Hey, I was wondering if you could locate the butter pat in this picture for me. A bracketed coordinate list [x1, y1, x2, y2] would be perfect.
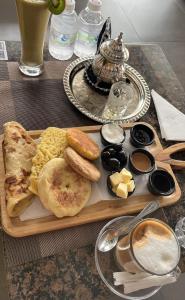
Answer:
[110, 172, 123, 187]
[120, 168, 132, 183]
[127, 180, 135, 192]
[112, 186, 117, 194]
[116, 183, 128, 199]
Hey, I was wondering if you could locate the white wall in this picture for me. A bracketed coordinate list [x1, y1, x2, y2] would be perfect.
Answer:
[0, 0, 88, 41]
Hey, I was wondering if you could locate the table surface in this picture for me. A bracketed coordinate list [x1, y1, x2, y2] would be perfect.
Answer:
[1, 41, 185, 300]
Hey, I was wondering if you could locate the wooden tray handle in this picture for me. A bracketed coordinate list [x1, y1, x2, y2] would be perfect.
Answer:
[155, 143, 185, 169]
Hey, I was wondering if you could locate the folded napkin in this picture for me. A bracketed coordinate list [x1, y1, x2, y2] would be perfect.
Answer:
[113, 271, 177, 294]
[151, 89, 185, 141]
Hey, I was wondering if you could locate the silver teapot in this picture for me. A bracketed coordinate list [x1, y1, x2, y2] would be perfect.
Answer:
[92, 32, 129, 84]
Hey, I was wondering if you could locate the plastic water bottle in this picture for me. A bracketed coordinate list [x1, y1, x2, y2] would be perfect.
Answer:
[74, 0, 104, 58]
[49, 0, 77, 60]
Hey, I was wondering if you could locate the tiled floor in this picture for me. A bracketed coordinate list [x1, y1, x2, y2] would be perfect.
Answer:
[0, 0, 185, 299]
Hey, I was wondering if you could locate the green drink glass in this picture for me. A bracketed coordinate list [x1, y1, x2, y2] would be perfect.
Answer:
[15, 0, 50, 76]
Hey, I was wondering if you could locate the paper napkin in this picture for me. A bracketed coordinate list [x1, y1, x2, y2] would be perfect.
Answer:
[113, 271, 177, 294]
[151, 89, 185, 141]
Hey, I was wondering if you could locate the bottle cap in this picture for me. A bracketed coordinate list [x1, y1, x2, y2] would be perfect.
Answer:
[88, 0, 102, 12]
[65, 0, 75, 12]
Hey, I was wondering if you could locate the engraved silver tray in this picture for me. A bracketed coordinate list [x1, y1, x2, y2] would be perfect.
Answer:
[63, 57, 151, 123]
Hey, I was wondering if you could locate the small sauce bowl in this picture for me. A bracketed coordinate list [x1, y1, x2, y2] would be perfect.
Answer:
[101, 144, 127, 172]
[129, 149, 155, 175]
[130, 124, 154, 148]
[148, 170, 175, 196]
[100, 123, 126, 146]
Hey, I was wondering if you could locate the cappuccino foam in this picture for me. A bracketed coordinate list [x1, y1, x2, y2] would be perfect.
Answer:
[132, 220, 179, 275]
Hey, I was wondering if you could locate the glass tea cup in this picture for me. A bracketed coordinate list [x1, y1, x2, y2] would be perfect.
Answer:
[115, 218, 181, 276]
[102, 79, 134, 120]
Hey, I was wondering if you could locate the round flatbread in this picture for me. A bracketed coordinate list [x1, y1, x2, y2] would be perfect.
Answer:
[38, 158, 91, 218]
[64, 147, 101, 182]
[67, 128, 100, 160]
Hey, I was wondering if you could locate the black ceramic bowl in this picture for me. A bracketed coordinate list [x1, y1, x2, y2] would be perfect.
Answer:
[100, 123, 126, 146]
[130, 124, 154, 148]
[148, 170, 175, 196]
[101, 144, 127, 172]
[107, 174, 135, 198]
[129, 149, 155, 175]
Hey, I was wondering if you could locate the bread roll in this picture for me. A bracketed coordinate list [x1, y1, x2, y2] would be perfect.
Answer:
[64, 147, 101, 182]
[67, 128, 100, 160]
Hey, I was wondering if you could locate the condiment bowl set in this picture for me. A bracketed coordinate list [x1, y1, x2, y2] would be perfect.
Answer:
[100, 123, 175, 197]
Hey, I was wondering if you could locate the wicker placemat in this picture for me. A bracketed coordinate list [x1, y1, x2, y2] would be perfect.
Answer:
[3, 220, 107, 267]
[1, 42, 185, 268]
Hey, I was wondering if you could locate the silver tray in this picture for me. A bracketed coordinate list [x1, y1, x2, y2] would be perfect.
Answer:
[63, 56, 151, 123]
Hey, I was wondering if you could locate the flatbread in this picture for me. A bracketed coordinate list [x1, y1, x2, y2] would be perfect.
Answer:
[38, 158, 91, 218]
[3, 121, 36, 217]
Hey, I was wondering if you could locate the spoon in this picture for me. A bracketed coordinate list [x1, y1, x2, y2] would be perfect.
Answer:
[97, 200, 160, 252]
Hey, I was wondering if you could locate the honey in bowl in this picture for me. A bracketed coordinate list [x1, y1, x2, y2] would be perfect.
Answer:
[129, 149, 155, 175]
[131, 152, 151, 172]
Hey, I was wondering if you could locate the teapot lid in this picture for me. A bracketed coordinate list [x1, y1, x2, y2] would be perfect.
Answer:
[100, 32, 129, 64]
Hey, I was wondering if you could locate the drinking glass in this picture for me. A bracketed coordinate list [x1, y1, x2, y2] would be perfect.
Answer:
[15, 0, 50, 76]
[95, 216, 181, 300]
[102, 80, 133, 120]
[115, 218, 181, 276]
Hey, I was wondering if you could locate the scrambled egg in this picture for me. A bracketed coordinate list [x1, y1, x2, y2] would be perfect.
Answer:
[29, 127, 67, 195]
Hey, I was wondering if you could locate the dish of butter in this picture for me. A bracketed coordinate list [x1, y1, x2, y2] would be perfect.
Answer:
[109, 168, 135, 199]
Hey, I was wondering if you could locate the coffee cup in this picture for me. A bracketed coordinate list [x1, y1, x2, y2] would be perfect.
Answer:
[115, 218, 180, 276]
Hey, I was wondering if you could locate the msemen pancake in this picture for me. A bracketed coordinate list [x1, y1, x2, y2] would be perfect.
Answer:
[3, 121, 36, 217]
[38, 158, 91, 218]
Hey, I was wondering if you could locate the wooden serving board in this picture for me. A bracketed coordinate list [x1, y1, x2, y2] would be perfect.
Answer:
[0, 123, 181, 237]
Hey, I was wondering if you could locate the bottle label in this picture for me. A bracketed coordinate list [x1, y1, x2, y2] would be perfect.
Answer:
[77, 30, 98, 46]
[52, 28, 76, 47]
